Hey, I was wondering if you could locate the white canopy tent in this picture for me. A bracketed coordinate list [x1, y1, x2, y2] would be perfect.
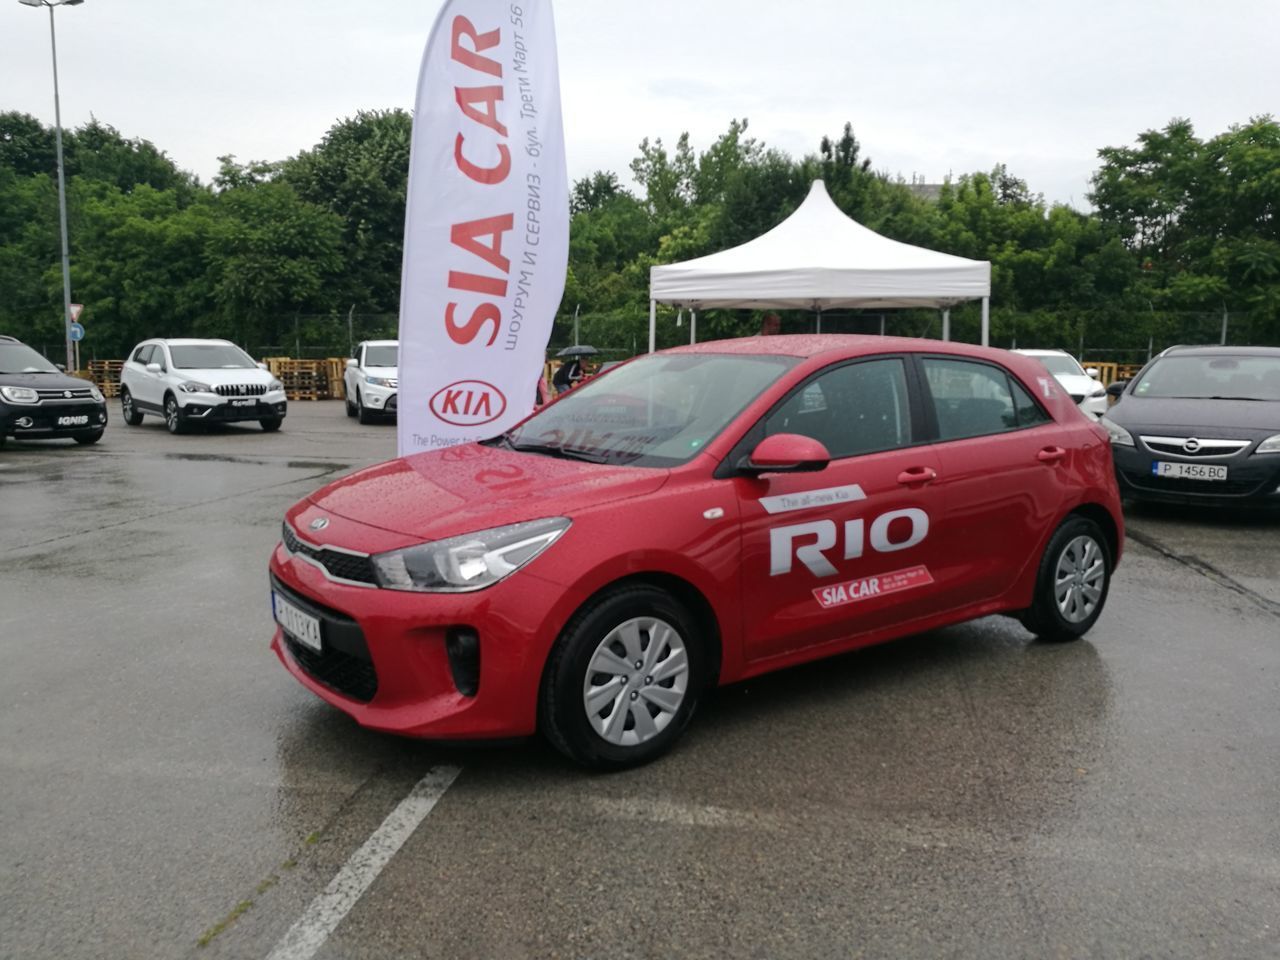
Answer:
[648, 180, 992, 350]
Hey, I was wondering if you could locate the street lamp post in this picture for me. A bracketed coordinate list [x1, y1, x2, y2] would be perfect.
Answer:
[19, 0, 83, 373]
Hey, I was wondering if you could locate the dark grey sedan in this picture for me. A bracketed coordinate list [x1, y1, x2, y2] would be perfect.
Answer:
[1101, 345, 1280, 506]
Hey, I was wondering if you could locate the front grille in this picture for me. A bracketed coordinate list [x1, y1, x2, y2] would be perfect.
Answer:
[1141, 436, 1251, 459]
[215, 383, 268, 397]
[284, 636, 378, 702]
[282, 523, 378, 585]
[1121, 469, 1264, 497]
[35, 387, 95, 401]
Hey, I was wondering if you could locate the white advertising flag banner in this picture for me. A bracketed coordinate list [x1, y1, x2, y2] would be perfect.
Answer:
[398, 0, 568, 456]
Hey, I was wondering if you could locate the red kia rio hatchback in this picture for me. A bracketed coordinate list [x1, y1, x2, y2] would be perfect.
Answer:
[269, 336, 1123, 769]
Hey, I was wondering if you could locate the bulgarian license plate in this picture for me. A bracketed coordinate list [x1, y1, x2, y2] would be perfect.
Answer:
[1152, 461, 1228, 482]
[230, 399, 255, 408]
[57, 415, 89, 426]
[273, 592, 322, 652]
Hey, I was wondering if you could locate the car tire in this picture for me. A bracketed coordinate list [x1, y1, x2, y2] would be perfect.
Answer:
[345, 390, 356, 417]
[1020, 515, 1112, 643]
[74, 430, 104, 445]
[357, 391, 375, 425]
[260, 417, 283, 432]
[163, 393, 188, 435]
[540, 585, 705, 771]
[121, 388, 144, 426]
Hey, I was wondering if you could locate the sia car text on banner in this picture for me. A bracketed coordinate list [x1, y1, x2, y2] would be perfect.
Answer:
[397, 0, 569, 455]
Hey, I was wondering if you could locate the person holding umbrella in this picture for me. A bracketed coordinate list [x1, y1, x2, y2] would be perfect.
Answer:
[554, 345, 598, 394]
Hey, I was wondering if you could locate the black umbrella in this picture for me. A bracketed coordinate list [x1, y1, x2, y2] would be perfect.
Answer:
[556, 345, 599, 358]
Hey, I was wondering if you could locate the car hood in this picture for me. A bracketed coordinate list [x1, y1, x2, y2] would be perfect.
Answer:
[0, 371, 98, 391]
[172, 368, 276, 386]
[307, 443, 670, 541]
[1108, 396, 1280, 435]
[1053, 373, 1105, 396]
[363, 366, 398, 379]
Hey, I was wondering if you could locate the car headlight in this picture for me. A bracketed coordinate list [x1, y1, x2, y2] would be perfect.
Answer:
[268, 379, 284, 392]
[366, 376, 392, 387]
[179, 380, 213, 394]
[89, 385, 105, 402]
[371, 517, 571, 593]
[0, 386, 39, 404]
[1099, 415, 1134, 447]
[1256, 434, 1280, 455]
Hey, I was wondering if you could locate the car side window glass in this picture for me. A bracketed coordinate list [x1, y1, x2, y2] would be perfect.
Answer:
[152, 347, 167, 372]
[133, 345, 152, 364]
[1010, 379, 1052, 427]
[765, 358, 912, 458]
[923, 358, 1018, 440]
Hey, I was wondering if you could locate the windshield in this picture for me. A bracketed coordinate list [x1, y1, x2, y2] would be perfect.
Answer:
[169, 343, 257, 370]
[1033, 354, 1086, 377]
[504, 352, 798, 467]
[1134, 355, 1280, 401]
[0, 342, 59, 374]
[364, 345, 398, 367]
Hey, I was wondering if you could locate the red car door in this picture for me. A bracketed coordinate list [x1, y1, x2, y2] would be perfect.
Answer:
[731, 356, 949, 664]
[916, 355, 1073, 608]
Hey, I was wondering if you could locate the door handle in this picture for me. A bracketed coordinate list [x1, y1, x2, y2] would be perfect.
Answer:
[897, 466, 938, 486]
[1037, 446, 1067, 464]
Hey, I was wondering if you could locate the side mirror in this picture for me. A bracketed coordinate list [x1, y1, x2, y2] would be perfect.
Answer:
[740, 433, 831, 476]
[257, 362, 269, 371]
[1106, 380, 1128, 398]
[1085, 367, 1100, 379]
[146, 362, 162, 374]
[346, 358, 358, 368]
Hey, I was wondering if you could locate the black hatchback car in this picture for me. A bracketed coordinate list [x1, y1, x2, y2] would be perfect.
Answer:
[0, 335, 109, 449]
[1100, 345, 1280, 506]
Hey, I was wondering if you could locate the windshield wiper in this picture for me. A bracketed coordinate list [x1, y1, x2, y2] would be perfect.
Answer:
[509, 441, 609, 463]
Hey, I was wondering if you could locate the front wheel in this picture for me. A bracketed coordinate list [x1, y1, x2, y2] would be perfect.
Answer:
[540, 585, 705, 770]
[121, 388, 144, 426]
[1020, 515, 1112, 642]
[163, 394, 188, 435]
[259, 417, 283, 432]
[357, 391, 375, 425]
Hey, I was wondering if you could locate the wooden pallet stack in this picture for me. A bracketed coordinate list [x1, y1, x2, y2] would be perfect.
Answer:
[323, 358, 347, 400]
[264, 358, 323, 401]
[88, 359, 124, 397]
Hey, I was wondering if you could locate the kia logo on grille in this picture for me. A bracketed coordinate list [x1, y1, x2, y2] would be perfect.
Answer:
[309, 518, 330, 532]
[1183, 438, 1201, 453]
[429, 380, 507, 427]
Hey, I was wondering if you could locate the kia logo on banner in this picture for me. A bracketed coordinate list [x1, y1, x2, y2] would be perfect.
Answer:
[397, 0, 569, 456]
[429, 380, 508, 427]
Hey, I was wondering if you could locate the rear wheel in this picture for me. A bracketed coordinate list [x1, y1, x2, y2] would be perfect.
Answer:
[163, 394, 188, 435]
[260, 417, 283, 432]
[74, 430, 104, 445]
[541, 585, 705, 770]
[1020, 515, 1112, 642]
[121, 388, 144, 426]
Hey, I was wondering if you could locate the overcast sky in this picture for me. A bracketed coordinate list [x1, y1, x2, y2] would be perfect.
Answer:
[2, 0, 1277, 208]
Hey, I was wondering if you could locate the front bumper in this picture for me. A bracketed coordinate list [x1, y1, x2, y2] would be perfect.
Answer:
[360, 383, 398, 414]
[1113, 444, 1280, 505]
[268, 521, 561, 740]
[180, 397, 288, 423]
[0, 400, 108, 439]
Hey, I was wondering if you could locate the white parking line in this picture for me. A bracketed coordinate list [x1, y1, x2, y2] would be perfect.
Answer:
[265, 766, 462, 960]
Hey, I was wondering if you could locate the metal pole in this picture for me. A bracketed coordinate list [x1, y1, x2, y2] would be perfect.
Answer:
[48, 3, 75, 373]
[346, 303, 355, 354]
[648, 300, 656, 353]
[941, 309, 951, 341]
[573, 303, 580, 346]
[980, 298, 990, 347]
[815, 309, 823, 334]
[690, 309, 697, 345]
[879, 314, 885, 336]
[1220, 304, 1228, 345]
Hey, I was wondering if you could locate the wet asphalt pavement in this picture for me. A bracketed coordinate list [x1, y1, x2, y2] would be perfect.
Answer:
[1, 402, 1277, 960]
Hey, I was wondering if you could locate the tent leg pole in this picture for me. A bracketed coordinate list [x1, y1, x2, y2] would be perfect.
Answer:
[942, 308, 951, 341]
[816, 310, 822, 334]
[879, 314, 886, 336]
[691, 309, 697, 345]
[648, 300, 656, 354]
[980, 298, 990, 347]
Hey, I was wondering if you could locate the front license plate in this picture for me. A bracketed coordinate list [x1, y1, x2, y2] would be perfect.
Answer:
[230, 399, 254, 408]
[57, 415, 89, 426]
[1152, 461, 1228, 482]
[273, 592, 322, 652]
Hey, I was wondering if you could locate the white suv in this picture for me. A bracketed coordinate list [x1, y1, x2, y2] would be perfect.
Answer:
[120, 339, 287, 434]
[344, 340, 398, 424]
[1012, 349, 1108, 419]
